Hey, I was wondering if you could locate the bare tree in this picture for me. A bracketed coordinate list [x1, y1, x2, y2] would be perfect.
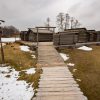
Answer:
[56, 12, 65, 31]
[44, 17, 51, 30]
[65, 13, 70, 30]
[75, 20, 81, 28]
[47, 17, 50, 27]
[72, 19, 81, 28]
[56, 13, 82, 30]
[3, 25, 19, 37]
[70, 17, 75, 29]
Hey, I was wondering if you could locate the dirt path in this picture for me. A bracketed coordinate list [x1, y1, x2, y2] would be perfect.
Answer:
[32, 42, 87, 100]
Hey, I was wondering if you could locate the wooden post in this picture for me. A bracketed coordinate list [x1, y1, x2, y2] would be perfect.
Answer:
[0, 28, 5, 64]
[53, 28, 55, 43]
[59, 33, 61, 45]
[37, 28, 39, 47]
[24, 32, 25, 41]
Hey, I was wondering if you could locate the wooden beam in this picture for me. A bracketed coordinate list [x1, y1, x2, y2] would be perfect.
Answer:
[36, 27, 56, 28]
[36, 28, 39, 47]
[0, 27, 5, 64]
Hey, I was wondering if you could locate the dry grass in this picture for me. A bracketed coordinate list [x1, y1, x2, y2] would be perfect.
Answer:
[18, 69, 42, 89]
[59, 46, 100, 100]
[0, 43, 36, 70]
[0, 43, 41, 91]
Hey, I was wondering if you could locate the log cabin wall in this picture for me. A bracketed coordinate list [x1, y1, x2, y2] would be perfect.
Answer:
[87, 30, 97, 42]
[38, 33, 53, 42]
[64, 28, 89, 43]
[96, 31, 100, 42]
[53, 32, 78, 46]
[27, 29, 53, 42]
[20, 31, 28, 41]
[53, 34, 59, 45]
[59, 33, 78, 45]
[20, 28, 100, 45]
[78, 32, 89, 43]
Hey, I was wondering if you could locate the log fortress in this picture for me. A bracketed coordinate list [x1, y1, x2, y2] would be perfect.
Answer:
[20, 27, 100, 46]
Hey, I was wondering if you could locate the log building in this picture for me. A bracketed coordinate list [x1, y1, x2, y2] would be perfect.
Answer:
[20, 27, 100, 46]
[27, 28, 54, 42]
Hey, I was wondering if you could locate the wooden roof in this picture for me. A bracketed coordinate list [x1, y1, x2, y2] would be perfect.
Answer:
[58, 31, 79, 34]
[29, 28, 53, 34]
[58, 28, 87, 34]
[87, 30, 97, 34]
[64, 28, 87, 31]
[20, 31, 28, 34]
[61, 28, 87, 34]
[87, 30, 96, 32]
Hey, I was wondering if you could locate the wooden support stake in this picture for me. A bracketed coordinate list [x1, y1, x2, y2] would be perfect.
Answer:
[0, 33, 5, 64]
[37, 28, 39, 47]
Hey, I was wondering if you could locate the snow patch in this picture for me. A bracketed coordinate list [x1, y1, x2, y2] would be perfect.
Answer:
[67, 63, 75, 67]
[78, 46, 92, 51]
[2, 43, 6, 46]
[76, 79, 81, 82]
[31, 55, 36, 59]
[0, 43, 6, 48]
[60, 53, 69, 61]
[25, 68, 36, 74]
[73, 69, 77, 72]
[1, 38, 20, 43]
[0, 67, 11, 73]
[0, 66, 34, 100]
[20, 46, 30, 52]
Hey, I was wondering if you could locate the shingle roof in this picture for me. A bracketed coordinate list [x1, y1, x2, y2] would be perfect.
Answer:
[29, 28, 53, 34]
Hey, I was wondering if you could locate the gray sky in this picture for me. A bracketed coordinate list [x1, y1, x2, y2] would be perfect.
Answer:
[0, 0, 100, 31]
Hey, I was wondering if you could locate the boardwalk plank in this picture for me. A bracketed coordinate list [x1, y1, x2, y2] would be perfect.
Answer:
[32, 42, 87, 100]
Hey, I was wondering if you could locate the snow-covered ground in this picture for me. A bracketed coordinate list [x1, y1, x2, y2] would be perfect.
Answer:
[78, 46, 92, 51]
[20, 46, 30, 52]
[25, 68, 36, 74]
[0, 66, 34, 100]
[20, 46, 36, 60]
[60, 53, 69, 61]
[0, 43, 6, 48]
[1, 38, 20, 43]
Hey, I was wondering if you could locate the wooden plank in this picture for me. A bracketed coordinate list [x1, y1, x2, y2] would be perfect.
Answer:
[33, 95, 87, 100]
[32, 42, 87, 100]
[37, 87, 80, 92]
[37, 91, 83, 96]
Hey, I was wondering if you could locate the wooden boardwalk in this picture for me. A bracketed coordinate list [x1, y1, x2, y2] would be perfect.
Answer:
[32, 42, 87, 100]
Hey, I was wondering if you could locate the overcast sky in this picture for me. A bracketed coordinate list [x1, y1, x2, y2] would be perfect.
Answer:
[0, 0, 100, 31]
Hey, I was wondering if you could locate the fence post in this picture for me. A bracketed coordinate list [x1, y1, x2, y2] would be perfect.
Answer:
[0, 28, 5, 64]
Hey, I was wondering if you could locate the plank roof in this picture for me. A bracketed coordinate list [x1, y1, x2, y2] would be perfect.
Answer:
[29, 28, 53, 34]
